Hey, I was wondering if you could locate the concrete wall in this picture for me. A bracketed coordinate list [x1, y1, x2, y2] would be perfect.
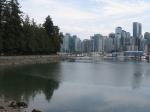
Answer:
[0, 55, 60, 66]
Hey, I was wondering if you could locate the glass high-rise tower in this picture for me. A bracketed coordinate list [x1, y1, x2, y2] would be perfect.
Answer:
[133, 22, 142, 50]
[133, 22, 142, 38]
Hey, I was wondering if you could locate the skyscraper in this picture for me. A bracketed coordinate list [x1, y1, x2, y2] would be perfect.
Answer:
[133, 22, 142, 50]
[115, 27, 122, 38]
[61, 33, 71, 52]
[91, 34, 104, 52]
[115, 27, 122, 51]
[133, 22, 142, 38]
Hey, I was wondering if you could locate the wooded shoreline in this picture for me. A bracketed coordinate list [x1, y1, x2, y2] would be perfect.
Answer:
[0, 55, 60, 65]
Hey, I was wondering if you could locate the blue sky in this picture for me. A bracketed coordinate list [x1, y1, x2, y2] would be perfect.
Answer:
[19, 0, 150, 39]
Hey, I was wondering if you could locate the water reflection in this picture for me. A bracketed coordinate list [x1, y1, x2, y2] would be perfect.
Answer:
[0, 63, 60, 103]
[131, 63, 144, 89]
[0, 61, 150, 112]
[132, 72, 143, 89]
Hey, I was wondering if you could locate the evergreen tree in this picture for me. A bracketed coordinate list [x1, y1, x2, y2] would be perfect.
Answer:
[22, 15, 32, 54]
[0, 0, 6, 54]
[3, 0, 23, 55]
[43, 15, 62, 53]
[43, 16, 54, 37]
[1, 0, 63, 55]
[52, 26, 63, 52]
[0, 0, 6, 27]
[2, 1, 11, 55]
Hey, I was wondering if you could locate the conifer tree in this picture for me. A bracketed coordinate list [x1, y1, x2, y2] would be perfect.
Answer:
[43, 15, 62, 53]
[3, 0, 23, 55]
[0, 0, 6, 53]
[1, 0, 63, 55]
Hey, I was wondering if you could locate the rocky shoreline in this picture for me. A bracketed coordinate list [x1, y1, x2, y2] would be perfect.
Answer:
[0, 55, 60, 66]
[0, 101, 41, 112]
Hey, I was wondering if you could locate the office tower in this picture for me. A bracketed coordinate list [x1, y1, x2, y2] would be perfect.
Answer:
[109, 33, 115, 39]
[133, 22, 142, 38]
[69, 35, 77, 53]
[144, 32, 150, 39]
[109, 33, 116, 51]
[139, 23, 142, 36]
[115, 27, 122, 38]
[75, 38, 82, 52]
[82, 39, 91, 53]
[133, 22, 142, 50]
[105, 37, 113, 53]
[144, 32, 150, 54]
[115, 27, 122, 51]
[91, 34, 104, 52]
[62, 33, 71, 53]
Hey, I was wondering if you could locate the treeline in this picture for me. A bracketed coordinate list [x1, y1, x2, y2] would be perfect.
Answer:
[0, 0, 63, 55]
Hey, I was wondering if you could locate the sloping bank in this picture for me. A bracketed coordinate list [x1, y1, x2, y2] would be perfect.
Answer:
[0, 55, 60, 66]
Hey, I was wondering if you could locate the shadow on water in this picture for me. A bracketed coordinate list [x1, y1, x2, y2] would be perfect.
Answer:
[0, 63, 60, 103]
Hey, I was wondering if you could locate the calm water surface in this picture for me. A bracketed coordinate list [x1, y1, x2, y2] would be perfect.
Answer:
[0, 59, 150, 112]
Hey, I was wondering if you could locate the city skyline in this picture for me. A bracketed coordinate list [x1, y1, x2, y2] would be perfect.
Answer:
[61, 22, 150, 54]
[20, 0, 150, 39]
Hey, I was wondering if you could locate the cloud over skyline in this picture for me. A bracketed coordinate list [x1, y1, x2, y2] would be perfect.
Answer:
[20, 0, 150, 39]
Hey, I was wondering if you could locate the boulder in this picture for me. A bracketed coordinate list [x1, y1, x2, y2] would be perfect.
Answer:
[32, 109, 42, 112]
[17, 102, 28, 108]
[8, 101, 17, 108]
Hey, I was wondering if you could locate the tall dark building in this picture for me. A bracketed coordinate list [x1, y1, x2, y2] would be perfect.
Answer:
[133, 22, 142, 38]
[139, 23, 142, 36]
[133, 22, 142, 50]
[109, 33, 115, 39]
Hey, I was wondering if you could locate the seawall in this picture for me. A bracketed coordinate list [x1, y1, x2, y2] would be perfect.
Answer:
[0, 55, 60, 66]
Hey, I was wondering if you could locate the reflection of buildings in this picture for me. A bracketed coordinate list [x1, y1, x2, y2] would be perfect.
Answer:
[132, 72, 143, 89]
[0, 64, 60, 103]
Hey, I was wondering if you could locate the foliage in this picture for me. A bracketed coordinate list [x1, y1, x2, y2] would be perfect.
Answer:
[0, 0, 63, 55]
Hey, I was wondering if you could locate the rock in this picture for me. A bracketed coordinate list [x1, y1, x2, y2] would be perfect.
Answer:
[17, 102, 28, 108]
[32, 109, 42, 112]
[8, 101, 28, 109]
[0, 106, 4, 109]
[8, 101, 17, 108]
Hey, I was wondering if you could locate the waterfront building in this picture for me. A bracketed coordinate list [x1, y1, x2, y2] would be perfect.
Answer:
[105, 37, 113, 53]
[75, 38, 82, 52]
[109, 33, 115, 39]
[61, 33, 71, 53]
[114, 37, 121, 52]
[125, 32, 131, 51]
[140, 38, 147, 54]
[133, 22, 142, 50]
[91, 34, 104, 53]
[120, 30, 131, 51]
[61, 22, 149, 55]
[109, 33, 116, 51]
[61, 34, 82, 53]
[133, 22, 142, 39]
[144, 32, 150, 39]
[82, 39, 91, 53]
[144, 32, 150, 55]
[121, 30, 127, 51]
[69, 35, 77, 53]
[115, 27, 122, 38]
[115, 27, 122, 51]
[124, 51, 144, 57]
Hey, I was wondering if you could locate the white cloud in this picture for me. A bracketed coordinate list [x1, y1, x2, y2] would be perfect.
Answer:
[20, 0, 150, 39]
